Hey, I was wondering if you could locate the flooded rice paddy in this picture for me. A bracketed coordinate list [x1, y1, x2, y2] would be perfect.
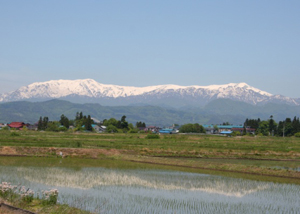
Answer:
[0, 157, 299, 214]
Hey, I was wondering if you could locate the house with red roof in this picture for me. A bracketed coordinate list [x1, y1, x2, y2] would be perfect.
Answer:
[8, 122, 27, 130]
[144, 126, 160, 133]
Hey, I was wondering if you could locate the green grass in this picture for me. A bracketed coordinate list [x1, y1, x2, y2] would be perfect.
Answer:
[0, 130, 300, 159]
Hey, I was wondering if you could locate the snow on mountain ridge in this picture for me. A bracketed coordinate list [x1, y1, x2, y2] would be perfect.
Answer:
[13, 79, 272, 98]
[0, 79, 297, 106]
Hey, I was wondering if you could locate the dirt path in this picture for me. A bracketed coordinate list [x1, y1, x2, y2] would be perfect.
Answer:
[0, 203, 36, 214]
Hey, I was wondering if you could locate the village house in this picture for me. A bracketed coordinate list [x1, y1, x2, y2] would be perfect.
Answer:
[92, 124, 107, 133]
[7, 122, 27, 130]
[159, 128, 178, 134]
[202, 125, 217, 134]
[144, 126, 160, 133]
[202, 124, 255, 135]
[27, 124, 38, 131]
[0, 123, 7, 130]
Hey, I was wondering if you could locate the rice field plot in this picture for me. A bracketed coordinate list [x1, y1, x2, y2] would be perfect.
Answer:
[1, 130, 300, 159]
[0, 158, 299, 214]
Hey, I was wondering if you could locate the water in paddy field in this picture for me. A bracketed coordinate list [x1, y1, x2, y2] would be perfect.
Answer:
[0, 163, 299, 214]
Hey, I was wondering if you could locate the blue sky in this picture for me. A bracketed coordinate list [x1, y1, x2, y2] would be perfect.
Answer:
[1, 0, 300, 97]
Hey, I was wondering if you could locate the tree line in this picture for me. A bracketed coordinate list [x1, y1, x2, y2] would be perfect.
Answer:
[245, 116, 300, 137]
[33, 112, 300, 137]
[37, 113, 147, 133]
[37, 112, 94, 131]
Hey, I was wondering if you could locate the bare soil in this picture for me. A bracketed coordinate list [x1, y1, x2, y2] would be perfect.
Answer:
[0, 146, 121, 159]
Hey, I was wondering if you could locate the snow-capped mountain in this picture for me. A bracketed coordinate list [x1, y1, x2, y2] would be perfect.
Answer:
[0, 79, 298, 107]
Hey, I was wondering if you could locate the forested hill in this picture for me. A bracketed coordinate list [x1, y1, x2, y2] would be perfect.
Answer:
[0, 99, 208, 126]
[0, 99, 300, 126]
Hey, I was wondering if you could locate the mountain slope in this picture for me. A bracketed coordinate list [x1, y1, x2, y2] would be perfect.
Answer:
[0, 79, 298, 107]
[0, 100, 207, 126]
[1, 99, 300, 126]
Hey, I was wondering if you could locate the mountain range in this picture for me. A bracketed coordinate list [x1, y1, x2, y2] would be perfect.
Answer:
[1, 99, 300, 126]
[1, 79, 299, 126]
[0, 79, 299, 107]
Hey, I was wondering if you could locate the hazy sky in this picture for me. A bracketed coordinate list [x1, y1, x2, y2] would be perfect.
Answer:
[1, 1, 300, 97]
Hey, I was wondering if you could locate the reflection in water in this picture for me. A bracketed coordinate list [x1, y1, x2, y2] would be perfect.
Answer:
[0, 166, 299, 214]
[272, 166, 300, 172]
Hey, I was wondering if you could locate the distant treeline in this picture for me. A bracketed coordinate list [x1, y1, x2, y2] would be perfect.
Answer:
[245, 116, 300, 137]
[37, 112, 147, 133]
[5, 111, 300, 137]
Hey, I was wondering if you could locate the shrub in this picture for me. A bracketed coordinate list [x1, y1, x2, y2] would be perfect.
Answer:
[128, 128, 138, 133]
[1, 126, 9, 131]
[10, 132, 20, 137]
[106, 125, 118, 133]
[20, 186, 34, 203]
[231, 131, 241, 137]
[145, 134, 160, 139]
[0, 182, 16, 200]
[42, 189, 59, 205]
[179, 123, 205, 133]
[0, 182, 59, 208]
[58, 126, 68, 132]
[76, 141, 82, 148]
[294, 132, 300, 138]
[0, 182, 34, 203]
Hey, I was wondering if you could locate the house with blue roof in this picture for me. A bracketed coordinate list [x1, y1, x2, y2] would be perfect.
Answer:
[159, 128, 177, 134]
[81, 124, 107, 133]
[202, 124, 244, 134]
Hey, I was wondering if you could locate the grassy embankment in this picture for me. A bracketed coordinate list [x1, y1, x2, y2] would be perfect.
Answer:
[0, 199, 91, 214]
[0, 130, 300, 181]
[0, 180, 91, 214]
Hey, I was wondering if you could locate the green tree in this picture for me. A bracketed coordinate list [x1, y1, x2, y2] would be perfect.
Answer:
[38, 116, 43, 130]
[213, 125, 219, 133]
[128, 123, 134, 130]
[284, 118, 293, 137]
[85, 115, 93, 131]
[38, 116, 49, 130]
[46, 121, 59, 132]
[43, 117, 49, 130]
[245, 118, 260, 130]
[103, 118, 118, 127]
[59, 114, 70, 128]
[136, 121, 146, 128]
[292, 116, 300, 135]
[257, 121, 269, 136]
[120, 115, 128, 129]
[268, 115, 276, 136]
[294, 132, 300, 138]
[179, 123, 205, 133]
[106, 125, 118, 133]
[75, 112, 80, 121]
